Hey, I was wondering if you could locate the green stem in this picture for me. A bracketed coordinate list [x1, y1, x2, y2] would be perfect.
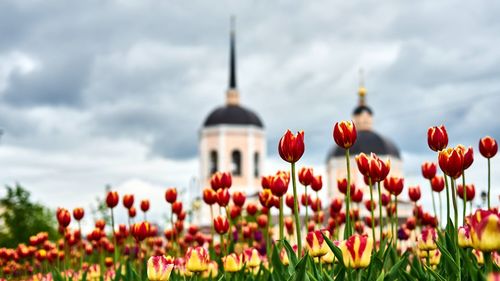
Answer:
[429, 179, 438, 222]
[368, 178, 376, 241]
[305, 184, 309, 229]
[394, 194, 398, 253]
[444, 175, 450, 226]
[488, 158, 491, 209]
[484, 251, 493, 274]
[171, 209, 176, 255]
[450, 178, 461, 280]
[439, 192, 443, 229]
[345, 148, 352, 239]
[462, 172, 467, 226]
[377, 182, 383, 242]
[291, 162, 302, 257]
[110, 208, 118, 263]
[209, 205, 215, 255]
[279, 196, 284, 244]
[266, 212, 271, 258]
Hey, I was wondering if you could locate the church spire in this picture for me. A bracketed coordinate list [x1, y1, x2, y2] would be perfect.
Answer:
[358, 68, 367, 106]
[226, 16, 240, 106]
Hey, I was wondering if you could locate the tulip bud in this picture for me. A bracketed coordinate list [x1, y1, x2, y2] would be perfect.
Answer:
[479, 136, 498, 158]
[72, 208, 84, 221]
[430, 176, 445, 192]
[147, 255, 174, 281]
[298, 167, 314, 186]
[384, 176, 404, 196]
[222, 253, 244, 272]
[216, 189, 230, 207]
[202, 188, 217, 205]
[337, 178, 355, 195]
[301, 193, 311, 207]
[57, 208, 71, 228]
[132, 221, 150, 242]
[311, 175, 323, 191]
[165, 188, 177, 204]
[123, 194, 134, 209]
[140, 199, 150, 212]
[278, 130, 305, 163]
[246, 203, 258, 216]
[438, 147, 464, 179]
[333, 121, 357, 149]
[408, 186, 421, 202]
[171, 201, 183, 215]
[421, 162, 437, 180]
[351, 188, 363, 203]
[355, 153, 370, 177]
[270, 174, 289, 197]
[232, 191, 246, 207]
[469, 209, 500, 252]
[330, 198, 343, 213]
[306, 229, 330, 257]
[243, 248, 261, 268]
[106, 191, 119, 208]
[457, 184, 475, 202]
[185, 247, 209, 272]
[340, 234, 373, 269]
[458, 226, 472, 248]
[368, 153, 390, 182]
[456, 145, 474, 170]
[259, 189, 274, 208]
[364, 200, 376, 212]
[417, 227, 438, 251]
[427, 125, 448, 152]
[256, 214, 268, 228]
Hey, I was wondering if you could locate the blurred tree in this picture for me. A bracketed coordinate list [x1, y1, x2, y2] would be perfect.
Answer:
[0, 184, 58, 247]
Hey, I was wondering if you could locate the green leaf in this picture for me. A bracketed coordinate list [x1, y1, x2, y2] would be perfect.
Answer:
[271, 244, 287, 281]
[385, 252, 410, 280]
[425, 264, 447, 281]
[375, 272, 385, 281]
[283, 239, 298, 269]
[321, 233, 344, 267]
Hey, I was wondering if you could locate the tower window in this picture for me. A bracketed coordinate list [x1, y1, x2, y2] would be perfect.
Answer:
[231, 150, 242, 176]
[209, 150, 218, 176]
[254, 152, 259, 178]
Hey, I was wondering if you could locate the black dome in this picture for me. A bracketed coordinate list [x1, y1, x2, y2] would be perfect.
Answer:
[328, 130, 400, 160]
[203, 105, 264, 128]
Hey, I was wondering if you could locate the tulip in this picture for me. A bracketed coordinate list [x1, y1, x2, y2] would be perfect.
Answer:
[202, 188, 217, 205]
[337, 178, 355, 195]
[211, 172, 232, 190]
[351, 188, 363, 203]
[202, 261, 218, 279]
[132, 221, 150, 242]
[261, 175, 273, 189]
[417, 227, 438, 251]
[340, 234, 373, 269]
[457, 184, 475, 202]
[72, 208, 84, 221]
[185, 247, 209, 272]
[311, 175, 322, 192]
[141, 199, 150, 212]
[278, 130, 305, 163]
[427, 125, 448, 152]
[330, 198, 343, 213]
[147, 255, 174, 281]
[216, 189, 230, 207]
[244, 248, 261, 268]
[368, 153, 390, 183]
[165, 188, 177, 204]
[257, 214, 268, 228]
[280, 245, 298, 266]
[306, 230, 330, 257]
[421, 162, 437, 180]
[57, 208, 71, 228]
[171, 201, 183, 215]
[469, 209, 500, 252]
[355, 153, 370, 177]
[479, 136, 498, 209]
[259, 189, 274, 208]
[438, 147, 464, 179]
[270, 173, 289, 197]
[383, 177, 403, 196]
[122, 194, 134, 209]
[333, 121, 357, 149]
[106, 191, 119, 208]
[213, 216, 229, 235]
[298, 167, 314, 186]
[232, 191, 246, 207]
[246, 203, 258, 216]
[458, 226, 471, 248]
[408, 186, 421, 202]
[229, 205, 241, 219]
[128, 206, 137, 218]
[222, 253, 244, 272]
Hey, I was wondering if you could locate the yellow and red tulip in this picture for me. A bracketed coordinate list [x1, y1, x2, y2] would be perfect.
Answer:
[340, 234, 373, 269]
[306, 230, 330, 257]
[333, 121, 357, 149]
[243, 248, 262, 268]
[417, 227, 438, 251]
[185, 247, 209, 272]
[147, 255, 174, 281]
[298, 167, 314, 186]
[469, 209, 500, 252]
[278, 130, 305, 163]
[458, 226, 472, 248]
[222, 253, 244, 272]
[438, 146, 464, 179]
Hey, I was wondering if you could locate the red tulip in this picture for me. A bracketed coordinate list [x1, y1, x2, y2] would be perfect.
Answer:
[211, 172, 232, 190]
[95, 219, 105, 230]
[364, 200, 376, 212]
[128, 206, 137, 218]
[311, 175, 323, 191]
[203, 188, 217, 205]
[257, 214, 268, 228]
[57, 208, 71, 227]
[230, 206, 242, 219]
[408, 186, 421, 202]
[298, 167, 314, 186]
[172, 201, 183, 215]
[270, 173, 289, 197]
[132, 221, 150, 241]
[406, 217, 416, 230]
[285, 217, 294, 234]
[337, 178, 355, 195]
[364, 216, 378, 228]
[438, 146, 464, 179]
[430, 176, 445, 192]
[311, 198, 322, 212]
[384, 176, 404, 196]
[165, 188, 177, 204]
[427, 125, 448, 152]
[457, 184, 475, 201]
[456, 145, 474, 170]
[232, 191, 246, 207]
[368, 153, 390, 182]
[140, 199, 150, 212]
[421, 162, 437, 180]
[330, 198, 343, 213]
[351, 188, 364, 203]
[106, 191, 119, 208]
[278, 130, 305, 163]
[261, 175, 273, 190]
[123, 194, 134, 209]
[214, 216, 230, 234]
[72, 208, 84, 221]
[479, 136, 498, 158]
[333, 121, 357, 149]
[245, 203, 257, 216]
[301, 193, 311, 206]
[216, 189, 230, 207]
[355, 153, 370, 177]
[381, 193, 390, 206]
[259, 189, 274, 208]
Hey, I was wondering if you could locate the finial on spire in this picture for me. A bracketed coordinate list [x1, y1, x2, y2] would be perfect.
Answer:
[358, 68, 367, 105]
[229, 16, 237, 89]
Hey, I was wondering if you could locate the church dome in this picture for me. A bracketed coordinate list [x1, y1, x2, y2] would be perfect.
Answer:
[203, 105, 264, 128]
[328, 130, 401, 160]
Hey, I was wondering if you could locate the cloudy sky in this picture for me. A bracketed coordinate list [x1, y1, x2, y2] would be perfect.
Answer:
[1, 0, 499, 227]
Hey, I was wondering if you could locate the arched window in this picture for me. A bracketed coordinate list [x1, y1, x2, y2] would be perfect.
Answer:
[231, 150, 242, 176]
[254, 152, 260, 178]
[209, 150, 218, 176]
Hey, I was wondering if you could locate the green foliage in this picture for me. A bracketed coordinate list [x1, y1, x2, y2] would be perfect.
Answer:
[0, 184, 58, 247]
